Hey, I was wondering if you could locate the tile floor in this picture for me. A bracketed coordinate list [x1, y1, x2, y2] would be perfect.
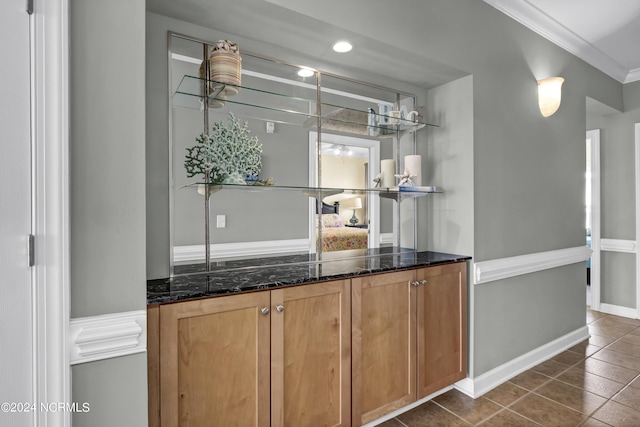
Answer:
[378, 308, 640, 426]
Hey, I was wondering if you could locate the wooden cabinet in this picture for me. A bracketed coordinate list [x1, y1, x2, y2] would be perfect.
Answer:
[149, 262, 467, 427]
[416, 262, 467, 399]
[154, 279, 351, 427]
[351, 270, 416, 426]
[271, 280, 351, 427]
[351, 262, 467, 425]
[159, 291, 271, 427]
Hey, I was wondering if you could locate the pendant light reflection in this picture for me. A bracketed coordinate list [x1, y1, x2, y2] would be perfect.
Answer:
[333, 144, 353, 157]
[297, 68, 315, 78]
[537, 77, 564, 117]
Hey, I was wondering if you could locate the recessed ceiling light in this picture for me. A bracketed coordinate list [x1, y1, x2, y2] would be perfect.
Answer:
[297, 68, 315, 78]
[332, 40, 353, 53]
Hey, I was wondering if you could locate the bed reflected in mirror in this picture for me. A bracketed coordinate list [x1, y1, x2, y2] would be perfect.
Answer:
[310, 132, 392, 254]
[316, 200, 369, 252]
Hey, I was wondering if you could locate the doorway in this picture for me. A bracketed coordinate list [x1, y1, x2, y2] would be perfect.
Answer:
[586, 129, 601, 310]
[308, 132, 380, 252]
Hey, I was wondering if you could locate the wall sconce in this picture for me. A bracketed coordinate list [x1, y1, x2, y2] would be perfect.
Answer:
[537, 77, 564, 117]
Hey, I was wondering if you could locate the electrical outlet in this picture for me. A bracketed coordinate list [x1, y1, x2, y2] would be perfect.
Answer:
[216, 215, 226, 228]
[266, 121, 275, 134]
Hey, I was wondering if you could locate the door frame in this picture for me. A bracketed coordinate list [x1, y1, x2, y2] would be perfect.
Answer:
[586, 129, 601, 311]
[32, 0, 71, 425]
[308, 132, 381, 251]
[636, 123, 640, 319]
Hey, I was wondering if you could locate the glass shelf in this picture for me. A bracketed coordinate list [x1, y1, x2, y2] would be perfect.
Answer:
[180, 181, 441, 200]
[169, 33, 433, 275]
[173, 75, 438, 136]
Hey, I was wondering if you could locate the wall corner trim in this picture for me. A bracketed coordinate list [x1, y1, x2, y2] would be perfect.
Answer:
[473, 246, 592, 285]
[454, 326, 590, 398]
[69, 310, 146, 365]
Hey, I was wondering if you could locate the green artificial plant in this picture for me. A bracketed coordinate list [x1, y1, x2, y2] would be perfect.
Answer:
[184, 112, 262, 184]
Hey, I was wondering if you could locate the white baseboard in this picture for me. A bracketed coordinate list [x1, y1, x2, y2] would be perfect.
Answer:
[599, 303, 638, 319]
[454, 326, 590, 398]
[474, 246, 592, 285]
[69, 310, 147, 365]
[173, 239, 310, 262]
[175, 235, 396, 262]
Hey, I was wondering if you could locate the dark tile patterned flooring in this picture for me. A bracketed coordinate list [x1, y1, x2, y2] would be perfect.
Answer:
[377, 309, 640, 426]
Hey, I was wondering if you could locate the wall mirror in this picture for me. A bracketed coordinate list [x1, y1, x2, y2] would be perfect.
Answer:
[168, 32, 429, 276]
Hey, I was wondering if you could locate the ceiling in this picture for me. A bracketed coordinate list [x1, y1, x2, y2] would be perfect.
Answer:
[146, 0, 468, 90]
[148, 0, 640, 86]
[483, 0, 640, 83]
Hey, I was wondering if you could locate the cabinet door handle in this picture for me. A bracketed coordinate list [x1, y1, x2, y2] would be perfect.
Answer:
[411, 281, 420, 287]
[261, 307, 270, 315]
[420, 280, 428, 285]
[275, 305, 285, 312]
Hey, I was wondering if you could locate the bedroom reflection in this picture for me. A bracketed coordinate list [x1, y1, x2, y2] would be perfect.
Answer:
[318, 143, 370, 252]
[313, 134, 391, 254]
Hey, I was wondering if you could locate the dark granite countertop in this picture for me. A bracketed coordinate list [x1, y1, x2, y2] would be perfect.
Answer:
[147, 248, 471, 305]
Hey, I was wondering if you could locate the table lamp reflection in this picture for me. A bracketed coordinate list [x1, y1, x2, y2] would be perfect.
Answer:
[342, 197, 362, 226]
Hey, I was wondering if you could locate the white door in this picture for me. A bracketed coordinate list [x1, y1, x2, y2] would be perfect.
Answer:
[0, 1, 34, 425]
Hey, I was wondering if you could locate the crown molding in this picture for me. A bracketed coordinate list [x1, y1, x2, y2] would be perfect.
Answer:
[483, 0, 633, 83]
[626, 68, 640, 84]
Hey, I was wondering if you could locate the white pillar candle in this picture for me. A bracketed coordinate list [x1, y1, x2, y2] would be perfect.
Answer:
[380, 159, 396, 187]
[404, 155, 422, 186]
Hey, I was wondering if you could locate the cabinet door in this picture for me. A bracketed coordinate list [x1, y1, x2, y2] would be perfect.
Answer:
[352, 270, 416, 425]
[159, 292, 271, 427]
[416, 262, 467, 399]
[271, 280, 351, 427]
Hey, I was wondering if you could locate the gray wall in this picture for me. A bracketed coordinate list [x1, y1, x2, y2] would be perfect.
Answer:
[72, 354, 148, 427]
[147, 0, 626, 379]
[598, 112, 636, 309]
[423, 75, 475, 373]
[624, 81, 640, 111]
[70, 2, 638, 423]
[599, 114, 636, 239]
[70, 0, 147, 425]
[586, 81, 640, 310]
[473, 264, 586, 374]
[257, 0, 622, 377]
[424, 75, 474, 257]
